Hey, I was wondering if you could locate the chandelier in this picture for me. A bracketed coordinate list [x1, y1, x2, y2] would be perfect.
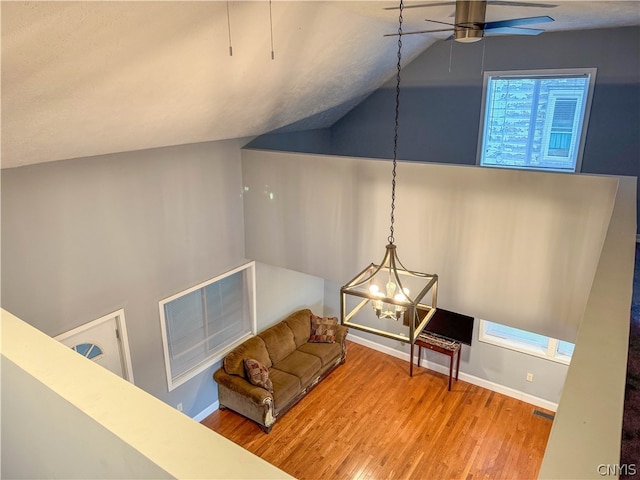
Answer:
[340, 0, 438, 349]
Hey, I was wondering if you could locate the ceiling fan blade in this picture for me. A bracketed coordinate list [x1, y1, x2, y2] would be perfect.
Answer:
[384, 27, 455, 37]
[484, 15, 554, 29]
[425, 18, 457, 27]
[485, 26, 545, 35]
[488, 1, 557, 7]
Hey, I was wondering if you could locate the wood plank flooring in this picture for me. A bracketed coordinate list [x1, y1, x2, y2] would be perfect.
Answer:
[202, 341, 553, 480]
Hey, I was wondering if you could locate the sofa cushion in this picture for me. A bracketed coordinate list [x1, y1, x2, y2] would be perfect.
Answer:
[298, 341, 343, 367]
[274, 350, 322, 388]
[269, 368, 301, 411]
[244, 358, 274, 392]
[259, 322, 296, 365]
[224, 336, 272, 378]
[283, 309, 312, 348]
[309, 315, 338, 343]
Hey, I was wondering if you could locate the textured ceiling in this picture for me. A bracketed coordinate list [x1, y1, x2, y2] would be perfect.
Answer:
[2, 1, 639, 169]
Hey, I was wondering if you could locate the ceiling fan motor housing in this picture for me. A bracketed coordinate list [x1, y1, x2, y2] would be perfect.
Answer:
[455, 0, 486, 42]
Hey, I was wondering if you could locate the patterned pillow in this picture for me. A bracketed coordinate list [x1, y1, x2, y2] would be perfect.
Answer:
[244, 358, 274, 393]
[309, 314, 338, 343]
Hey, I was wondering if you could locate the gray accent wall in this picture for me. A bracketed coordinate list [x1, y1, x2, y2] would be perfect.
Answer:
[1, 140, 247, 418]
[331, 27, 639, 172]
[246, 128, 333, 155]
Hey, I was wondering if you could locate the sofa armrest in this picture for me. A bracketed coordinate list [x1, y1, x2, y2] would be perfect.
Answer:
[213, 368, 272, 406]
[335, 324, 348, 345]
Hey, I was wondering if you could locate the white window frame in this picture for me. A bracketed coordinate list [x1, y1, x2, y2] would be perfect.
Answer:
[159, 261, 257, 391]
[476, 68, 597, 173]
[478, 319, 573, 365]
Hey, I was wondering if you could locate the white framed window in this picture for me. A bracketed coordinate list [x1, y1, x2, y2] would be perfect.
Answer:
[159, 261, 256, 391]
[477, 68, 596, 173]
[479, 320, 574, 365]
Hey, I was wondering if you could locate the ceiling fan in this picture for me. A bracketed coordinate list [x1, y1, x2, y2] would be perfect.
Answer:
[385, 0, 556, 43]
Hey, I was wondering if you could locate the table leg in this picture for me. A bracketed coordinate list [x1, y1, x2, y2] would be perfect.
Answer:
[410, 343, 414, 377]
[455, 347, 461, 381]
[417, 345, 422, 367]
[448, 353, 453, 391]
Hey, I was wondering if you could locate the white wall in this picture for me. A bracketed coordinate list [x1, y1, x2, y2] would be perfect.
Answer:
[255, 262, 325, 328]
[2, 356, 173, 480]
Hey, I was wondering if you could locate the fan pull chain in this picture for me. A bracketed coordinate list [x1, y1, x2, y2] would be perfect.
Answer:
[269, 0, 275, 60]
[480, 37, 486, 74]
[226, 1, 233, 56]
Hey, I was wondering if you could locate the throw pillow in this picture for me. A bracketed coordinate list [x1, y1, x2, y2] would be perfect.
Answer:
[244, 358, 274, 393]
[309, 314, 338, 343]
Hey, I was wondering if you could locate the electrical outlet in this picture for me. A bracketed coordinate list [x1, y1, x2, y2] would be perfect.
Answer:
[177, 402, 183, 412]
[526, 373, 534, 382]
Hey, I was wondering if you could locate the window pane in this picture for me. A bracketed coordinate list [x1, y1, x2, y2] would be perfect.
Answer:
[482, 78, 536, 168]
[480, 320, 574, 363]
[479, 70, 594, 173]
[556, 340, 575, 357]
[163, 289, 206, 378]
[484, 322, 549, 350]
[204, 271, 248, 352]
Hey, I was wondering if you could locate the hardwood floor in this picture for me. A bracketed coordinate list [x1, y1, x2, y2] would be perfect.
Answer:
[202, 341, 553, 480]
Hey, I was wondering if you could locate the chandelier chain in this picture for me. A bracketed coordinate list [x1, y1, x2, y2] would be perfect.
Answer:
[389, 0, 403, 245]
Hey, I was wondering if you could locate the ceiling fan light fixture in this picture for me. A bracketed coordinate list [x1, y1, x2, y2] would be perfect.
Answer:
[454, 0, 486, 42]
[454, 28, 484, 42]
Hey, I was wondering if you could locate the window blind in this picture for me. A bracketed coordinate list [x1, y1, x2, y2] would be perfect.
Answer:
[160, 262, 255, 390]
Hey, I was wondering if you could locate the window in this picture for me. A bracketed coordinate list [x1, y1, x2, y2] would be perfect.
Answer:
[159, 261, 256, 391]
[477, 68, 596, 173]
[72, 343, 104, 360]
[479, 320, 574, 365]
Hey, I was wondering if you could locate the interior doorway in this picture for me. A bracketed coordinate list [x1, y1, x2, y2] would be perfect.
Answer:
[55, 309, 135, 382]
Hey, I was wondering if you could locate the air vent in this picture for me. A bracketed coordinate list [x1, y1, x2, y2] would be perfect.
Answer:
[533, 409, 555, 421]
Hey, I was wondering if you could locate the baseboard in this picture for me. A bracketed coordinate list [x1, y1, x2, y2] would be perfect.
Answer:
[193, 401, 218, 422]
[347, 335, 558, 413]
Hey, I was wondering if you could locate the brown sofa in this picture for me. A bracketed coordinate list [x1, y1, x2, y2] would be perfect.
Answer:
[213, 309, 348, 432]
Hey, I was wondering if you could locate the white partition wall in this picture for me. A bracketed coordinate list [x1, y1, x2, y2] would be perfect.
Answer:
[1, 309, 291, 480]
[242, 149, 618, 342]
[539, 176, 636, 479]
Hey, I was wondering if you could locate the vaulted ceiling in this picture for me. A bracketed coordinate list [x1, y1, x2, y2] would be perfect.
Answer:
[2, 1, 639, 169]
